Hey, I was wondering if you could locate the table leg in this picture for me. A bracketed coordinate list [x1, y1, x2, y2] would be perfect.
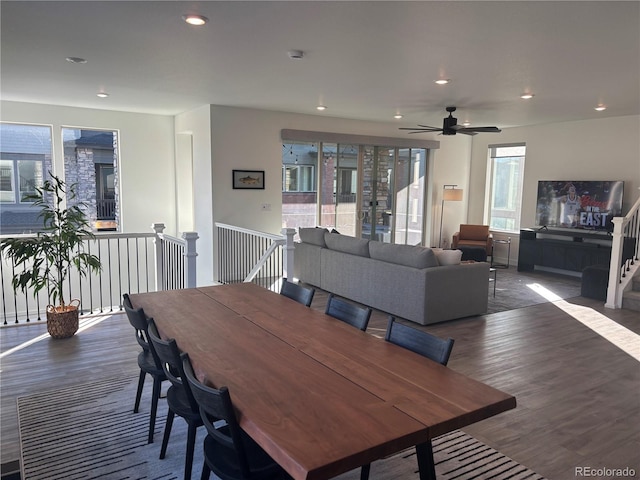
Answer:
[416, 441, 436, 480]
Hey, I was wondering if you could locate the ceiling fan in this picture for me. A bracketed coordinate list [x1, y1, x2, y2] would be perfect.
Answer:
[400, 106, 501, 136]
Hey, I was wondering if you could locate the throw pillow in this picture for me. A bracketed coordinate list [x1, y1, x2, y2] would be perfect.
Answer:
[433, 248, 463, 266]
[298, 227, 328, 247]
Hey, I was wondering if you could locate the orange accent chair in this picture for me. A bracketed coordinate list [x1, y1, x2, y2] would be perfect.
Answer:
[452, 224, 493, 257]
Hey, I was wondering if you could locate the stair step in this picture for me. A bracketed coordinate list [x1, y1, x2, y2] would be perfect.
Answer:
[622, 289, 640, 312]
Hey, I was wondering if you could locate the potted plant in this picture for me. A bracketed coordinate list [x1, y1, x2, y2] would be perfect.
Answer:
[1, 174, 102, 338]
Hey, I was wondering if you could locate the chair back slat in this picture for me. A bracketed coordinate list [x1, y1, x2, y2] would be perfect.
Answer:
[280, 278, 315, 307]
[123, 293, 163, 366]
[325, 294, 372, 331]
[385, 316, 454, 366]
[147, 319, 200, 411]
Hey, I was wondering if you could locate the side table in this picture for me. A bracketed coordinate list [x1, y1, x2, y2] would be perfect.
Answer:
[491, 237, 511, 269]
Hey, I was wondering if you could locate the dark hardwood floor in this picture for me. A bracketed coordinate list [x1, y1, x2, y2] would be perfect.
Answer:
[2, 284, 639, 480]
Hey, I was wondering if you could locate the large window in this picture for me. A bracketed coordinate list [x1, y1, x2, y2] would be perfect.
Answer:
[62, 128, 119, 231]
[487, 144, 526, 232]
[0, 123, 52, 233]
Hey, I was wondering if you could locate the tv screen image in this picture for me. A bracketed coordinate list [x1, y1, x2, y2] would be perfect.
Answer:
[535, 180, 624, 231]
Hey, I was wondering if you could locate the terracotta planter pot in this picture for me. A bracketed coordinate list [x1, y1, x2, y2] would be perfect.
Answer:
[47, 301, 80, 339]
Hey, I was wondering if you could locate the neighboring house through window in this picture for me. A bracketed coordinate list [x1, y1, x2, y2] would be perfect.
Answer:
[486, 143, 526, 233]
[0, 123, 52, 234]
[0, 123, 120, 234]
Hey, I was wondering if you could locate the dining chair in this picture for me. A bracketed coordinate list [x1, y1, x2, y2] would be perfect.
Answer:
[147, 319, 203, 480]
[181, 353, 292, 480]
[123, 293, 166, 444]
[360, 316, 455, 480]
[325, 293, 372, 331]
[280, 278, 315, 307]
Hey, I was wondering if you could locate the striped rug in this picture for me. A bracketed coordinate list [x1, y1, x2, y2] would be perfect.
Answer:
[18, 376, 546, 480]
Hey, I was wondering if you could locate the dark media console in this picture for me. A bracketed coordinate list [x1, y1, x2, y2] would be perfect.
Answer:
[517, 228, 612, 273]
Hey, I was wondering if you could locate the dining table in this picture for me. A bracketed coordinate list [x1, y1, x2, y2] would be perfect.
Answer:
[130, 283, 516, 480]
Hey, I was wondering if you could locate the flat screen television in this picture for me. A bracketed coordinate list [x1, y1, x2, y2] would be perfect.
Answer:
[535, 180, 624, 232]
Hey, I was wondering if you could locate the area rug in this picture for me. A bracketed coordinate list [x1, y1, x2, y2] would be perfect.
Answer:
[18, 376, 546, 480]
[487, 268, 582, 314]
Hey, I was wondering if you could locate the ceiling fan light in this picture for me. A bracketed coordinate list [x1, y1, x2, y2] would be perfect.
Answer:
[182, 14, 208, 26]
[594, 104, 607, 111]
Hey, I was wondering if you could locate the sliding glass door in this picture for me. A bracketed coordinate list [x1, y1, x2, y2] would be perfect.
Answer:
[282, 138, 428, 245]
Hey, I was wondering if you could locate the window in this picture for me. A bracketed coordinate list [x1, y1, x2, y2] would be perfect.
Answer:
[0, 123, 52, 233]
[62, 128, 119, 231]
[487, 144, 526, 232]
[282, 165, 315, 192]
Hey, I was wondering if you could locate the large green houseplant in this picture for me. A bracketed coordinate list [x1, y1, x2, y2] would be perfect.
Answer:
[1, 174, 101, 338]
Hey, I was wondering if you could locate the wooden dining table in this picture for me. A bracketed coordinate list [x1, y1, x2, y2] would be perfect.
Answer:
[130, 283, 516, 480]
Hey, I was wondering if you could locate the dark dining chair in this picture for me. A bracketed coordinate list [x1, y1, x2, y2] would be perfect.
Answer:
[360, 316, 455, 480]
[385, 316, 455, 366]
[181, 353, 292, 480]
[147, 319, 203, 480]
[325, 294, 372, 332]
[123, 293, 166, 444]
[279, 278, 315, 307]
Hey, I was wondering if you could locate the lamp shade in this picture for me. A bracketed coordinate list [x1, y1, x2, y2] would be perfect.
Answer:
[443, 188, 463, 201]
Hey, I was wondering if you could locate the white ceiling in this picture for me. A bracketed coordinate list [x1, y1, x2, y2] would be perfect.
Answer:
[1, 1, 639, 131]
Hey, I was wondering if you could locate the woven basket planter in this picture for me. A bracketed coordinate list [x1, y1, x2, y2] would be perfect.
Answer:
[47, 302, 80, 339]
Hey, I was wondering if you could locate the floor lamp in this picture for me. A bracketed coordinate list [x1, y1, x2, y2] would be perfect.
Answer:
[439, 185, 463, 248]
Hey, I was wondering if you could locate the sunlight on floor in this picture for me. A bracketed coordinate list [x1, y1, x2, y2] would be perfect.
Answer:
[0, 315, 111, 360]
[527, 283, 640, 361]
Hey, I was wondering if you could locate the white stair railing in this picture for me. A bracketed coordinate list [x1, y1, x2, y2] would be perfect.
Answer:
[606, 196, 640, 308]
[1, 223, 198, 325]
[215, 223, 295, 292]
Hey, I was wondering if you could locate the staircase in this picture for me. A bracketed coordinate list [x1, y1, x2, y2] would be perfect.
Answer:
[622, 270, 640, 312]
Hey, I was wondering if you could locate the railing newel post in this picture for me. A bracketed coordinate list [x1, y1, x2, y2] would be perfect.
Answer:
[281, 228, 296, 281]
[152, 223, 166, 291]
[182, 232, 199, 289]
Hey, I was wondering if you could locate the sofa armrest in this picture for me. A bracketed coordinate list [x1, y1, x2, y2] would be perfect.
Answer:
[423, 262, 489, 323]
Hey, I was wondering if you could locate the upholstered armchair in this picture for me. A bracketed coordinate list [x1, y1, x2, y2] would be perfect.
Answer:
[452, 224, 493, 256]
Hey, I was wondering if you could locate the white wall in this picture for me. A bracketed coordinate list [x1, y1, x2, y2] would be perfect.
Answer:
[468, 114, 640, 263]
[175, 105, 213, 286]
[0, 101, 176, 234]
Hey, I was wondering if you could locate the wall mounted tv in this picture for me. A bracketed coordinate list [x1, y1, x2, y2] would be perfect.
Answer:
[535, 180, 624, 232]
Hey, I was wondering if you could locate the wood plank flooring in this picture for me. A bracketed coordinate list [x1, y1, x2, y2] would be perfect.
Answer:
[2, 286, 639, 480]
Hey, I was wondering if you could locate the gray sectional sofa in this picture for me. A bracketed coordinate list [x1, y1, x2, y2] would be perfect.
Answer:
[293, 228, 490, 325]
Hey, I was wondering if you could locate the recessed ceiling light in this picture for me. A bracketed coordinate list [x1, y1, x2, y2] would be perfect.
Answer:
[394, 114, 403, 119]
[520, 93, 535, 99]
[462, 121, 471, 127]
[594, 104, 607, 111]
[287, 50, 304, 60]
[66, 57, 87, 64]
[434, 79, 450, 85]
[316, 105, 327, 111]
[182, 14, 208, 26]
[96, 92, 109, 98]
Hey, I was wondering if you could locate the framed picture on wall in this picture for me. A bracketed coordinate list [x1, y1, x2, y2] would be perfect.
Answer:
[232, 170, 265, 189]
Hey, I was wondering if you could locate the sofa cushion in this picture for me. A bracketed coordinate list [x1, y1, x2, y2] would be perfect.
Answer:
[368, 241, 438, 269]
[324, 232, 370, 257]
[433, 248, 463, 266]
[299, 227, 328, 247]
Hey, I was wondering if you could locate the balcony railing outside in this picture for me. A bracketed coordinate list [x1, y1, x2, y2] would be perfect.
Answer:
[1, 223, 197, 325]
[215, 223, 294, 292]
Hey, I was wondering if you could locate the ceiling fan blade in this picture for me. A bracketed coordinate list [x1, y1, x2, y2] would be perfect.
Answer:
[452, 125, 502, 133]
[399, 129, 443, 134]
[399, 126, 442, 132]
